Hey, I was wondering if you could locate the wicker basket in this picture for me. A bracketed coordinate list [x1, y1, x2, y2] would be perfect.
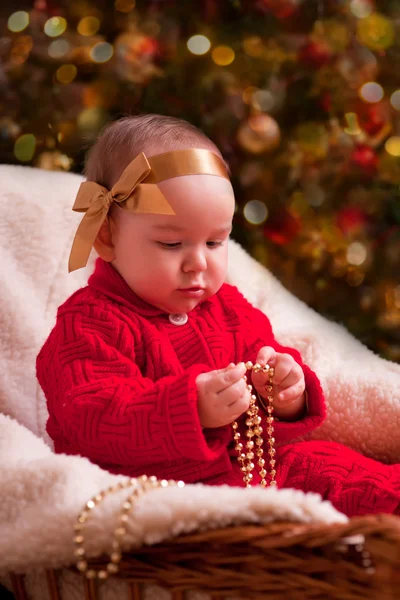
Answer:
[9, 513, 400, 600]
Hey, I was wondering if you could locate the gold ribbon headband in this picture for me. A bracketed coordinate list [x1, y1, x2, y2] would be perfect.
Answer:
[68, 148, 230, 272]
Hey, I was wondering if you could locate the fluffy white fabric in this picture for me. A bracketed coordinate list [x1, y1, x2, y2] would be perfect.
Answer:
[0, 413, 347, 575]
[0, 164, 398, 462]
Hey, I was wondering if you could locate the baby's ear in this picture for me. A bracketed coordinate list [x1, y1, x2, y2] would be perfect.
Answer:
[93, 218, 115, 262]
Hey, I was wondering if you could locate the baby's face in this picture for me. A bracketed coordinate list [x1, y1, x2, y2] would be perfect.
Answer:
[110, 173, 235, 314]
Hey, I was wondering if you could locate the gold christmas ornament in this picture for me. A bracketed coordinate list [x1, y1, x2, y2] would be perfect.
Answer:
[356, 13, 395, 51]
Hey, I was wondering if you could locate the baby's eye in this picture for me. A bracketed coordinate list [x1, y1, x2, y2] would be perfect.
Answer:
[206, 241, 224, 248]
[157, 241, 224, 249]
[158, 242, 181, 249]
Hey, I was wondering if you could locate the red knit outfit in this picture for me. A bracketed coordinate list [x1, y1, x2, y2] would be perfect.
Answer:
[37, 259, 400, 517]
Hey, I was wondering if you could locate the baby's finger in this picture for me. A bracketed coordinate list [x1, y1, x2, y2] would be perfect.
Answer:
[271, 360, 292, 386]
[213, 363, 247, 394]
[273, 363, 302, 389]
[226, 386, 251, 420]
[223, 376, 248, 405]
[255, 346, 276, 368]
[276, 381, 305, 403]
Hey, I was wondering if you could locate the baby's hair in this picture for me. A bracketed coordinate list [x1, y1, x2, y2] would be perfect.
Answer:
[84, 114, 228, 189]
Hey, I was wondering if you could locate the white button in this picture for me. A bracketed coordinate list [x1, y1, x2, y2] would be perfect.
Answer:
[168, 313, 188, 326]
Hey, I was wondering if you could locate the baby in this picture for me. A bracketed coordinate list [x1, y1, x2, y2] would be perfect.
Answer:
[37, 114, 400, 517]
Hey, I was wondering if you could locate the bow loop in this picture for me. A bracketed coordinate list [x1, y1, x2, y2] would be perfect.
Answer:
[68, 153, 153, 272]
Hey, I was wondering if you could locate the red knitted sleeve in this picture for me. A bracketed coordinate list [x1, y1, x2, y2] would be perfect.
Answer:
[37, 299, 223, 469]
[219, 284, 326, 443]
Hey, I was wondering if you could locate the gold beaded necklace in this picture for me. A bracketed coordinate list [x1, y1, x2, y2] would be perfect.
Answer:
[74, 475, 184, 581]
[232, 361, 277, 488]
[74, 361, 276, 580]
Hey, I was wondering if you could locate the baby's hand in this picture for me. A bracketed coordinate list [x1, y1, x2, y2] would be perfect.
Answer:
[251, 346, 306, 421]
[196, 363, 250, 429]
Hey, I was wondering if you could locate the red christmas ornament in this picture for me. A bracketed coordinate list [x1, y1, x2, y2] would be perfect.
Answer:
[361, 106, 385, 136]
[257, 0, 302, 19]
[299, 40, 332, 68]
[351, 99, 390, 137]
[350, 144, 378, 174]
[263, 210, 301, 245]
[320, 92, 332, 113]
[336, 206, 369, 235]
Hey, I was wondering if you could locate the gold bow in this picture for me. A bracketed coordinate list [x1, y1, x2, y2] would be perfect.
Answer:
[68, 148, 229, 272]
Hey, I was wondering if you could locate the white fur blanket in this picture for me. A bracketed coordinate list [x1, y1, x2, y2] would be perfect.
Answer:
[0, 413, 347, 575]
[0, 164, 398, 579]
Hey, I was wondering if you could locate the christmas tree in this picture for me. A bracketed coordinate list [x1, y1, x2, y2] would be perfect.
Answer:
[1, 0, 399, 360]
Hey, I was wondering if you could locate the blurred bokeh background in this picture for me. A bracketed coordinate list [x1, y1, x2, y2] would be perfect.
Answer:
[0, 0, 399, 360]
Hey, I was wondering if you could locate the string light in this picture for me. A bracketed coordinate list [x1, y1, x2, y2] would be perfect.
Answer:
[187, 35, 211, 55]
[77, 107, 108, 133]
[7, 11, 29, 32]
[242, 36, 263, 57]
[44, 17, 67, 38]
[115, 0, 135, 13]
[350, 0, 373, 18]
[390, 90, 400, 111]
[385, 136, 400, 157]
[90, 42, 113, 63]
[359, 81, 384, 103]
[212, 46, 235, 66]
[55, 64, 77, 84]
[347, 242, 367, 266]
[242, 86, 258, 104]
[77, 17, 100, 37]
[48, 39, 70, 58]
[243, 200, 268, 225]
[252, 90, 275, 112]
[14, 134, 36, 162]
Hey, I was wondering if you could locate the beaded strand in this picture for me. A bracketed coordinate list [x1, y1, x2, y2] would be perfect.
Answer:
[73, 474, 184, 581]
[231, 361, 276, 488]
[74, 360, 276, 579]
[74, 361, 374, 581]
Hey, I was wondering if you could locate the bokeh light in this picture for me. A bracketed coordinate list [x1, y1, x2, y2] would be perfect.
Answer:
[395, 285, 400, 307]
[44, 17, 67, 38]
[390, 90, 400, 111]
[55, 64, 77, 84]
[211, 46, 235, 66]
[90, 42, 114, 63]
[10, 35, 33, 65]
[48, 39, 70, 58]
[77, 16, 100, 37]
[252, 89, 275, 112]
[77, 107, 108, 134]
[385, 136, 400, 157]
[242, 36, 263, 57]
[242, 86, 258, 104]
[187, 35, 211, 56]
[350, 0, 373, 18]
[243, 200, 268, 225]
[359, 81, 384, 103]
[347, 242, 367, 266]
[7, 11, 29, 33]
[115, 0, 135, 13]
[356, 13, 395, 51]
[14, 134, 36, 162]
